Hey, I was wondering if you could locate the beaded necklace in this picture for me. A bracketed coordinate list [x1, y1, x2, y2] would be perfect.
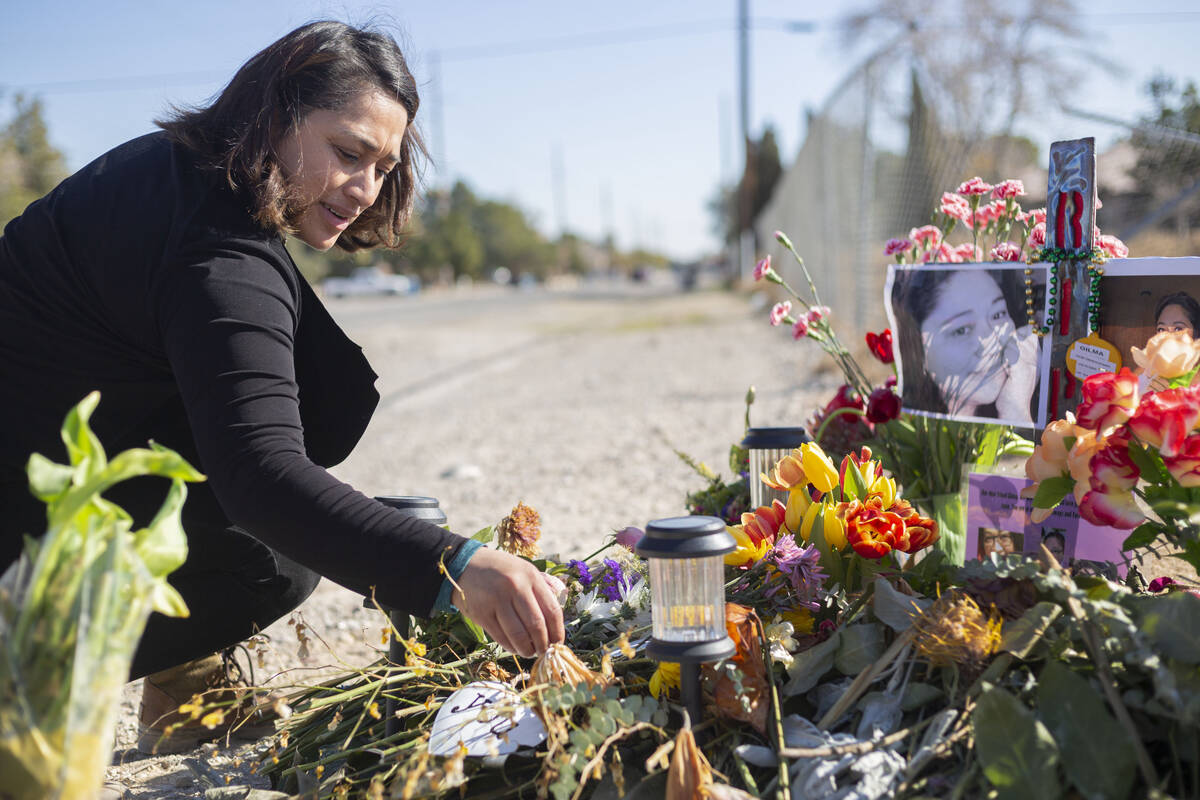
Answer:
[1026, 247, 1107, 336]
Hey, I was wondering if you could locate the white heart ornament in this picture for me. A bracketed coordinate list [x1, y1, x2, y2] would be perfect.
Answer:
[427, 681, 546, 756]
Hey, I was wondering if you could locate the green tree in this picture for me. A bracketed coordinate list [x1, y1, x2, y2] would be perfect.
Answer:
[0, 94, 69, 226]
[1128, 75, 1200, 234]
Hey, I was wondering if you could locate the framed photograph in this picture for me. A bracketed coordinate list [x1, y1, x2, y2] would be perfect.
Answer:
[885, 263, 1051, 428]
[964, 472, 1130, 576]
[1095, 257, 1200, 376]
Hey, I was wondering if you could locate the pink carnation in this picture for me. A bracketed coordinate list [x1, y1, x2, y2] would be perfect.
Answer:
[770, 301, 792, 326]
[1029, 222, 1047, 247]
[806, 305, 830, 324]
[940, 192, 973, 224]
[754, 256, 773, 281]
[973, 200, 1005, 228]
[992, 179, 1026, 200]
[1098, 234, 1128, 259]
[909, 225, 942, 247]
[990, 241, 1022, 261]
[1022, 208, 1047, 226]
[792, 318, 809, 340]
[952, 243, 981, 262]
[884, 238, 913, 256]
[957, 177, 993, 196]
[924, 242, 957, 264]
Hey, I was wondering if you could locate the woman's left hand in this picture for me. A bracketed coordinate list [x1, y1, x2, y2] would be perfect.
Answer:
[995, 323, 1038, 424]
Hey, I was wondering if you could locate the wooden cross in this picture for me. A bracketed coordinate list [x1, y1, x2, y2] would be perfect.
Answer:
[1045, 137, 1097, 421]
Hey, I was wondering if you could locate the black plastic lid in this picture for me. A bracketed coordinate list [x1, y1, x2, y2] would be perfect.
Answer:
[739, 426, 812, 450]
[635, 516, 734, 559]
[374, 495, 447, 525]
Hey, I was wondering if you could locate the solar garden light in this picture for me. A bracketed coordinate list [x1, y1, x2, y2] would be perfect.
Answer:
[635, 516, 735, 727]
[741, 426, 812, 509]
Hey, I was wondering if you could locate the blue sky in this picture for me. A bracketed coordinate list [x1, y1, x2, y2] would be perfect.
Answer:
[2, 1, 1199, 259]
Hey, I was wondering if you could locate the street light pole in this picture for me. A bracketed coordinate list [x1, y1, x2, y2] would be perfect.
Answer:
[736, 0, 754, 283]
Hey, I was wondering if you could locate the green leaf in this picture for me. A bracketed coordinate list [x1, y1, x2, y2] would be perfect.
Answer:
[1036, 662, 1135, 800]
[973, 685, 1060, 800]
[1126, 443, 1169, 485]
[25, 453, 74, 502]
[834, 623, 884, 676]
[783, 631, 840, 696]
[977, 426, 1003, 468]
[842, 456, 868, 502]
[999, 602, 1062, 660]
[471, 526, 495, 544]
[461, 615, 488, 645]
[1032, 476, 1074, 510]
[872, 576, 930, 631]
[1136, 592, 1200, 664]
[1122, 523, 1162, 551]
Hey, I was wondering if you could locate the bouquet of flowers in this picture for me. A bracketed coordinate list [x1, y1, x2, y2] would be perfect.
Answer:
[1023, 332, 1200, 576]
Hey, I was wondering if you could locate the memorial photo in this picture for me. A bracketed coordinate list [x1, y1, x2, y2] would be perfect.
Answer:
[886, 263, 1049, 427]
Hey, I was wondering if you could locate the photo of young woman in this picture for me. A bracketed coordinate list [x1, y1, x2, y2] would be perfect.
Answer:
[887, 264, 1047, 427]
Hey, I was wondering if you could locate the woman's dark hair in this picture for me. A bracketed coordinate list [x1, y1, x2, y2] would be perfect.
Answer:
[891, 268, 1012, 416]
[158, 20, 425, 251]
[1154, 291, 1200, 334]
[892, 269, 956, 414]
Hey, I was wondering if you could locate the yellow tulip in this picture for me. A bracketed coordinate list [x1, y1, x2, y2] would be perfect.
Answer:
[823, 508, 848, 550]
[867, 473, 897, 508]
[800, 442, 839, 494]
[799, 500, 822, 542]
[724, 525, 770, 567]
[784, 486, 811, 533]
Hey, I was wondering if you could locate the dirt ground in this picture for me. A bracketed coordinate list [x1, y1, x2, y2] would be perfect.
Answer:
[101, 278, 1186, 797]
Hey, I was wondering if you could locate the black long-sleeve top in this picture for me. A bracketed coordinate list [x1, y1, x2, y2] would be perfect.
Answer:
[0, 131, 468, 615]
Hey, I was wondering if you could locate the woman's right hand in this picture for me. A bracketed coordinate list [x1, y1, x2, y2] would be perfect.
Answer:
[451, 547, 565, 658]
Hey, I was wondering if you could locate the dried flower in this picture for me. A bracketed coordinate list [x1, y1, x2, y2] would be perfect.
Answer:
[530, 643, 608, 687]
[912, 591, 1002, 670]
[665, 720, 713, 800]
[496, 501, 541, 558]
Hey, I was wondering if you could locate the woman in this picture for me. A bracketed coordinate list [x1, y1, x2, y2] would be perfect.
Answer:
[1155, 291, 1200, 337]
[892, 268, 1038, 424]
[0, 21, 563, 754]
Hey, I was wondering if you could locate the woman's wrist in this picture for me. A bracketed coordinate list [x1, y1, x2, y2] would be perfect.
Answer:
[433, 539, 484, 614]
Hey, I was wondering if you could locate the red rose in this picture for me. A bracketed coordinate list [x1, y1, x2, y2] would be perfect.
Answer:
[865, 329, 894, 364]
[866, 386, 901, 423]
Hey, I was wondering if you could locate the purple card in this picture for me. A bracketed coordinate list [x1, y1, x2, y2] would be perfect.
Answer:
[965, 472, 1129, 576]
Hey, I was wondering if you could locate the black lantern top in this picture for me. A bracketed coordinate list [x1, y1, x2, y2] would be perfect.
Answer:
[375, 495, 448, 526]
[739, 426, 812, 450]
[635, 516, 735, 559]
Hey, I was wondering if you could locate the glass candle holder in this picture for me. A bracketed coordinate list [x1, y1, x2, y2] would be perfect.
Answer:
[741, 426, 812, 510]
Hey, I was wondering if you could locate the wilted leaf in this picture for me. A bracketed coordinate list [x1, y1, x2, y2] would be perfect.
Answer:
[1036, 662, 1135, 800]
[873, 577, 930, 631]
[709, 603, 768, 734]
[999, 602, 1062, 659]
[973, 685, 1060, 800]
[665, 724, 712, 800]
[834, 623, 884, 676]
[783, 632, 840, 696]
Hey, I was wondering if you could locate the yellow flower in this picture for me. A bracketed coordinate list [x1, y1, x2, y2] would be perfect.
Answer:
[649, 661, 681, 698]
[867, 473, 897, 508]
[799, 501, 846, 549]
[778, 607, 815, 635]
[1132, 330, 1200, 379]
[784, 486, 811, 533]
[800, 442, 839, 494]
[761, 452, 807, 491]
[200, 709, 226, 730]
[724, 524, 770, 567]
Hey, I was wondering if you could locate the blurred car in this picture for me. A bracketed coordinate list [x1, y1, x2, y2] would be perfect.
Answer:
[321, 267, 417, 298]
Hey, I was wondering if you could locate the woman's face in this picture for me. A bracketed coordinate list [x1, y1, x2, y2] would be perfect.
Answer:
[276, 90, 409, 251]
[920, 271, 1012, 412]
[1156, 303, 1194, 337]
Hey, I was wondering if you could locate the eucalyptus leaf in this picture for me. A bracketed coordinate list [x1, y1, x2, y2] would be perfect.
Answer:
[783, 630, 841, 696]
[834, 623, 884, 676]
[471, 526, 495, 544]
[900, 682, 944, 711]
[999, 602, 1062, 660]
[973, 685, 1060, 800]
[1036, 661, 1135, 800]
[872, 576, 930, 631]
[1134, 591, 1200, 664]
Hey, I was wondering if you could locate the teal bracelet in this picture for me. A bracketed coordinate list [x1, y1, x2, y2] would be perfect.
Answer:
[432, 539, 484, 614]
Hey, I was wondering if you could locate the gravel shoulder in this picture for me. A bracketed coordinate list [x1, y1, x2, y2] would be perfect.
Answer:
[106, 282, 833, 797]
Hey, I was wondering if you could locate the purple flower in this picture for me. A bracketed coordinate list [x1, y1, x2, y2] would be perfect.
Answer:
[614, 526, 644, 551]
[1148, 576, 1177, 593]
[599, 558, 629, 602]
[569, 559, 593, 589]
[769, 534, 826, 609]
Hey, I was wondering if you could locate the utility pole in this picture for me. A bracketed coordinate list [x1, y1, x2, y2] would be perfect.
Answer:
[737, 0, 755, 283]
